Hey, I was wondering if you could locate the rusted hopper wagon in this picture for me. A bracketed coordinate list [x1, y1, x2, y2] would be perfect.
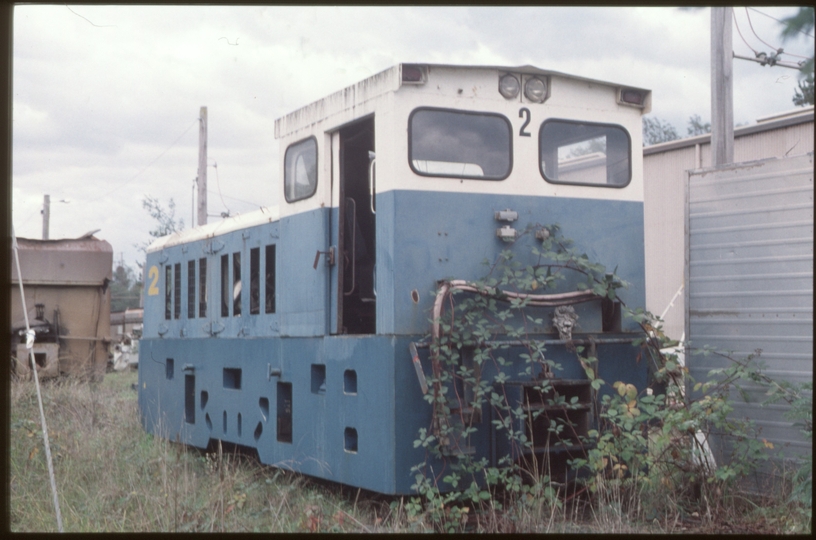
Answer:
[10, 234, 113, 381]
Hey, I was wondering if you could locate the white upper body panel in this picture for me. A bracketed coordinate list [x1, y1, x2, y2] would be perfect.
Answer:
[273, 64, 651, 220]
[146, 206, 280, 253]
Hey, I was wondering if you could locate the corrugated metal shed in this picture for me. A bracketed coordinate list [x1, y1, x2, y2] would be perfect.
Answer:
[644, 107, 813, 340]
[685, 153, 813, 463]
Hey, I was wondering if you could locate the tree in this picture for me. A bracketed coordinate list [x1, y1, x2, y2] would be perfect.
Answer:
[142, 195, 184, 239]
[687, 114, 712, 136]
[792, 72, 815, 107]
[642, 116, 680, 146]
[135, 196, 186, 269]
[111, 262, 143, 312]
[780, 7, 815, 107]
[568, 137, 607, 158]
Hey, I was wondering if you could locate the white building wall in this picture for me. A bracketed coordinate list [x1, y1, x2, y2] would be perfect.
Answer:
[643, 107, 813, 340]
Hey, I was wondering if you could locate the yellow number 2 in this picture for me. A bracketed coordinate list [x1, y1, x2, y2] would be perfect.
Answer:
[147, 266, 160, 296]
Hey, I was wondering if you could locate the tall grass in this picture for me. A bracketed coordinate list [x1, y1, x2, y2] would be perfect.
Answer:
[9, 371, 400, 532]
[10, 369, 805, 533]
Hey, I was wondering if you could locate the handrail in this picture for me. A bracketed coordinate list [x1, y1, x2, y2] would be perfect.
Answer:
[429, 279, 602, 392]
[343, 197, 357, 296]
[368, 152, 376, 214]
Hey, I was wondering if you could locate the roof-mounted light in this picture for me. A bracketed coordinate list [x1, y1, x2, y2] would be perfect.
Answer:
[524, 77, 548, 103]
[498, 73, 520, 99]
[401, 64, 426, 84]
[618, 88, 646, 108]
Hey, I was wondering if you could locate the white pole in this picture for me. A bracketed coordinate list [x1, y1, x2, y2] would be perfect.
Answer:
[711, 7, 734, 167]
[11, 226, 63, 532]
[42, 194, 50, 240]
[197, 107, 208, 227]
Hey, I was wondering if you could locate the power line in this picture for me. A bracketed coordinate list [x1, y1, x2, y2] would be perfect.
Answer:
[85, 118, 198, 203]
[745, 7, 779, 52]
[15, 211, 40, 230]
[205, 189, 261, 208]
[747, 7, 815, 39]
[210, 160, 231, 215]
[733, 7, 811, 69]
[734, 10, 760, 55]
[741, 7, 813, 62]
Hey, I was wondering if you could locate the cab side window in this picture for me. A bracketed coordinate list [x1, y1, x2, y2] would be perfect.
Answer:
[284, 137, 318, 202]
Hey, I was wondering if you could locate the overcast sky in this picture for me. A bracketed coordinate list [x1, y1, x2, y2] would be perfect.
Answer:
[11, 5, 814, 273]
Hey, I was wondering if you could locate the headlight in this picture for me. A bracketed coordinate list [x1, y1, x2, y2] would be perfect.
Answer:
[524, 77, 548, 103]
[498, 73, 520, 99]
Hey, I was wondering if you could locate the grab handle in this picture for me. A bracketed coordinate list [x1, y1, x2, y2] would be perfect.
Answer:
[368, 151, 376, 214]
[343, 197, 357, 296]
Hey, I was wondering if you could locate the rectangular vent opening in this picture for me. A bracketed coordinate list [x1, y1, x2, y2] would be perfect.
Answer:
[277, 382, 292, 443]
[344, 369, 357, 394]
[311, 364, 326, 394]
[344, 427, 358, 453]
[184, 374, 195, 424]
[223, 368, 242, 389]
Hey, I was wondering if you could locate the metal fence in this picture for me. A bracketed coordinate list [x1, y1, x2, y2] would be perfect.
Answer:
[644, 108, 813, 341]
[685, 153, 813, 471]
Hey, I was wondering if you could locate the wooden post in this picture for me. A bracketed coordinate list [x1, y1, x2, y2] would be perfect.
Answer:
[42, 194, 50, 240]
[711, 7, 734, 167]
[197, 106, 208, 227]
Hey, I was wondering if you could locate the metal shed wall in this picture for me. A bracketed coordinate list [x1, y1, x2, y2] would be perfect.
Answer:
[685, 153, 813, 464]
[644, 108, 813, 340]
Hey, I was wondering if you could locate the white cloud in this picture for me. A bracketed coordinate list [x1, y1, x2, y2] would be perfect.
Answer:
[12, 5, 813, 269]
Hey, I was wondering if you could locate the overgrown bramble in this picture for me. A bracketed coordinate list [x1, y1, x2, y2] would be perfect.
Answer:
[409, 224, 812, 532]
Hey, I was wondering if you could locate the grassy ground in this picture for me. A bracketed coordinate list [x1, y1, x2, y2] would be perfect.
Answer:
[8, 370, 807, 533]
[10, 370, 402, 532]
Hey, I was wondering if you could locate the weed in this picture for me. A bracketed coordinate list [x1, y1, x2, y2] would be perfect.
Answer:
[407, 224, 811, 533]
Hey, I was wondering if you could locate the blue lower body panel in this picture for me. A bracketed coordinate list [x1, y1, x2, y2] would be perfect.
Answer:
[138, 332, 646, 495]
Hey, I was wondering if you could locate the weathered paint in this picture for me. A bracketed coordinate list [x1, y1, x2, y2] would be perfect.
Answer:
[140, 63, 650, 494]
[11, 236, 113, 286]
[10, 236, 113, 379]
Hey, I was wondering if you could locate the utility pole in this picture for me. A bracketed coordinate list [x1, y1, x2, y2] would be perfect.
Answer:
[41, 194, 50, 240]
[197, 106, 208, 227]
[711, 6, 734, 167]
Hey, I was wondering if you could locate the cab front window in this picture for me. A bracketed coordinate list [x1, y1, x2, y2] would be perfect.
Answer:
[539, 119, 631, 187]
[409, 108, 512, 180]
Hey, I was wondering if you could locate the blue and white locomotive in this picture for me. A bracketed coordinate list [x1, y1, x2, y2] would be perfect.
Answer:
[138, 63, 651, 495]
